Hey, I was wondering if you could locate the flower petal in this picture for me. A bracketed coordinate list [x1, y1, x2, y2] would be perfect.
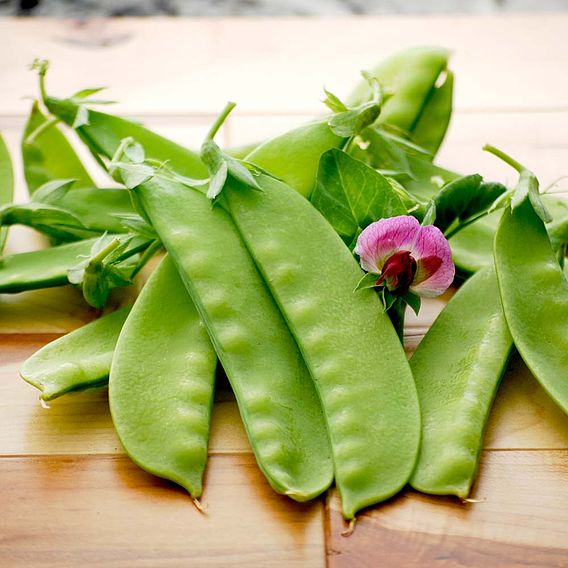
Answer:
[409, 225, 454, 297]
[354, 216, 421, 273]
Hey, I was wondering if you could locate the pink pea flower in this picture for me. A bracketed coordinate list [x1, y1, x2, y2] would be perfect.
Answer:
[354, 215, 455, 298]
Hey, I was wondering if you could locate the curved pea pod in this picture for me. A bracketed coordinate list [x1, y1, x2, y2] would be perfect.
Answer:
[58, 187, 135, 234]
[411, 70, 454, 157]
[0, 238, 100, 293]
[410, 267, 512, 497]
[245, 119, 344, 199]
[225, 175, 420, 519]
[494, 198, 568, 414]
[132, 174, 333, 502]
[451, 195, 568, 275]
[22, 101, 95, 194]
[43, 96, 207, 180]
[0, 132, 14, 253]
[21, 306, 130, 401]
[347, 46, 449, 132]
[110, 255, 216, 499]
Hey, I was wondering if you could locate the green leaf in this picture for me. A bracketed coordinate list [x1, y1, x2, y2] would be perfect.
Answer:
[328, 102, 381, 138]
[202, 136, 260, 200]
[72, 105, 90, 129]
[124, 141, 145, 164]
[113, 162, 155, 190]
[311, 149, 407, 246]
[32, 178, 76, 204]
[114, 213, 158, 240]
[402, 291, 421, 315]
[70, 87, 106, 100]
[354, 271, 379, 292]
[323, 88, 348, 113]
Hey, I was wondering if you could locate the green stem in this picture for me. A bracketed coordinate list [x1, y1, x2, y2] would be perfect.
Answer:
[130, 240, 162, 279]
[483, 144, 526, 174]
[205, 102, 236, 143]
[24, 117, 60, 146]
[387, 297, 406, 343]
[90, 238, 121, 266]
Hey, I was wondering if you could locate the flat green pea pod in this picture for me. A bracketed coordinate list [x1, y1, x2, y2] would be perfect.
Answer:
[110, 255, 216, 500]
[493, 167, 568, 413]
[244, 82, 382, 199]
[347, 46, 449, 132]
[21, 306, 130, 401]
[410, 267, 512, 497]
[245, 120, 344, 199]
[411, 70, 454, 157]
[125, 172, 333, 502]
[37, 71, 207, 181]
[22, 101, 95, 194]
[224, 174, 420, 519]
[58, 187, 136, 234]
[452, 195, 568, 274]
[0, 238, 101, 293]
[0, 132, 14, 254]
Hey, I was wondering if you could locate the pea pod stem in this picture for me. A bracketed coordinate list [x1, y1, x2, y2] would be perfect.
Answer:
[204, 102, 236, 143]
[483, 144, 525, 173]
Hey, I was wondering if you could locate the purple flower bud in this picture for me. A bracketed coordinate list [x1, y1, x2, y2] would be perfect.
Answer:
[354, 216, 454, 298]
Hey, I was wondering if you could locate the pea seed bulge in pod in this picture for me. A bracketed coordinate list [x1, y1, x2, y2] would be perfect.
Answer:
[3, 47, 567, 526]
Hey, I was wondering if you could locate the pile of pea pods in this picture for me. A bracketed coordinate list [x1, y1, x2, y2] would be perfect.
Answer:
[2, 47, 567, 521]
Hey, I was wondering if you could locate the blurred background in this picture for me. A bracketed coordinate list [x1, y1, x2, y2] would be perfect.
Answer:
[1, 0, 567, 17]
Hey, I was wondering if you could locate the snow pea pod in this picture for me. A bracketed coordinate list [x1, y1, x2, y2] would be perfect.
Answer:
[411, 70, 454, 157]
[22, 101, 95, 194]
[110, 255, 216, 499]
[410, 267, 512, 497]
[495, 198, 568, 414]
[43, 95, 207, 180]
[0, 133, 13, 254]
[347, 46, 449, 132]
[224, 174, 420, 519]
[58, 187, 135, 234]
[129, 173, 333, 502]
[21, 306, 130, 401]
[0, 238, 101, 293]
[245, 120, 344, 199]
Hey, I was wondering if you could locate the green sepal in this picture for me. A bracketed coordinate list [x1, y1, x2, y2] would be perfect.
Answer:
[354, 271, 379, 292]
[32, 178, 76, 205]
[402, 291, 421, 315]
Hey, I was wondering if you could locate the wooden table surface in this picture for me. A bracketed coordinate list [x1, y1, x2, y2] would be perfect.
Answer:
[1, 15, 568, 567]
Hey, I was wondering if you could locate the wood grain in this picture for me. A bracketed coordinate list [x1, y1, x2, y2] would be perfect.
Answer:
[0, 454, 325, 568]
[1, 16, 568, 117]
[1, 15, 568, 568]
[326, 451, 568, 567]
[0, 335, 251, 456]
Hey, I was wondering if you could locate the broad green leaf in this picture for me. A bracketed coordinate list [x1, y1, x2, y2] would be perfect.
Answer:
[0, 133, 14, 253]
[22, 101, 96, 194]
[430, 174, 508, 234]
[311, 149, 407, 247]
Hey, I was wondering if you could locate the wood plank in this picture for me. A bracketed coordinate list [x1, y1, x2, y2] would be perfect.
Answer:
[1, 16, 568, 117]
[0, 454, 326, 568]
[326, 450, 568, 567]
